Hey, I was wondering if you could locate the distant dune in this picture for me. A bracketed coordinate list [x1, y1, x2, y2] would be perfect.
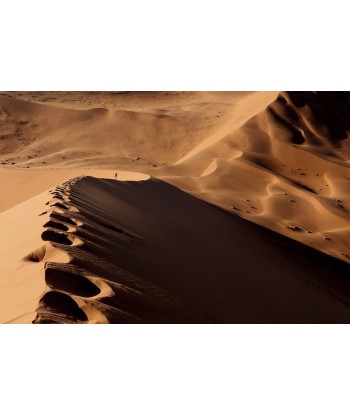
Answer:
[159, 92, 350, 264]
[1, 91, 350, 323]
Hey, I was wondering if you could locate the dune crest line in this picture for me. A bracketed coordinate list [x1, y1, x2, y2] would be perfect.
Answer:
[33, 177, 202, 324]
[33, 175, 350, 323]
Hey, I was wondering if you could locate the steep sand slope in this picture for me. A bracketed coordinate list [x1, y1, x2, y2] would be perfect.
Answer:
[0, 171, 148, 323]
[159, 92, 350, 263]
[32, 177, 350, 323]
[1, 91, 350, 264]
[0, 168, 147, 212]
[0, 190, 55, 323]
[2, 92, 350, 323]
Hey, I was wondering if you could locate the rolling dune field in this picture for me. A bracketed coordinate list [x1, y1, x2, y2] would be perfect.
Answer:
[1, 91, 350, 323]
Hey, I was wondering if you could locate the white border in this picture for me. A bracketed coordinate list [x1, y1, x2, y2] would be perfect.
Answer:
[1, 1, 350, 414]
[1, 325, 350, 414]
[1, 0, 349, 90]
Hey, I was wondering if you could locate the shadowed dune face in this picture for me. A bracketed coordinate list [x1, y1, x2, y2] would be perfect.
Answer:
[41, 230, 73, 245]
[43, 220, 69, 231]
[23, 245, 46, 262]
[2, 92, 350, 323]
[45, 268, 101, 298]
[287, 92, 350, 141]
[159, 91, 350, 263]
[37, 291, 88, 323]
[4, 91, 350, 266]
[33, 176, 350, 324]
[268, 92, 350, 145]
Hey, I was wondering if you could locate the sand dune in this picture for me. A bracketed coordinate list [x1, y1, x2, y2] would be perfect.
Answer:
[0, 190, 52, 323]
[0, 92, 276, 171]
[0, 167, 148, 212]
[158, 92, 350, 263]
[0, 170, 147, 323]
[31, 176, 350, 323]
[2, 91, 350, 323]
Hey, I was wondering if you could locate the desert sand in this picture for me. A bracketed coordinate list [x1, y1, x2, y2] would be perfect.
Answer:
[1, 91, 350, 323]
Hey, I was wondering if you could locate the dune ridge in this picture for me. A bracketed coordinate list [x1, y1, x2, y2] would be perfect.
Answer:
[2, 91, 350, 263]
[33, 177, 202, 324]
[158, 92, 350, 263]
[29, 176, 350, 323]
[2, 91, 350, 323]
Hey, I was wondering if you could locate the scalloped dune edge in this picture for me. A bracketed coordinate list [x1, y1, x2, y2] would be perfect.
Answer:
[2, 92, 350, 323]
[26, 176, 350, 323]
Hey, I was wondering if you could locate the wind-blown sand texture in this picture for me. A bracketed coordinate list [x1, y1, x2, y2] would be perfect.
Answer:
[1, 91, 350, 323]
